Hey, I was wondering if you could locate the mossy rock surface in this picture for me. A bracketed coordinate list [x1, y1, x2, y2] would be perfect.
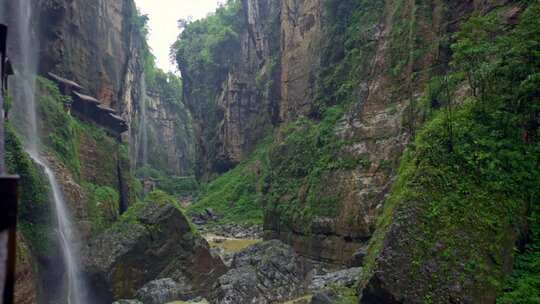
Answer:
[83, 199, 226, 302]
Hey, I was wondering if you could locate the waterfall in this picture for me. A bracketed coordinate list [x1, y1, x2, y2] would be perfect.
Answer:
[5, 1, 89, 303]
[137, 75, 148, 167]
[28, 153, 89, 304]
[9, 0, 38, 152]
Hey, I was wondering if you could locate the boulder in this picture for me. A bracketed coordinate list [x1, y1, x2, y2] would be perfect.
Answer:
[309, 267, 361, 291]
[213, 240, 310, 303]
[135, 278, 184, 304]
[351, 248, 367, 267]
[83, 201, 226, 302]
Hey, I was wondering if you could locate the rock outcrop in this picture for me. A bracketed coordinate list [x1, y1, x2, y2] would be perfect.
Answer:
[213, 240, 310, 304]
[83, 200, 226, 302]
[134, 278, 185, 304]
[309, 267, 360, 292]
[264, 0, 518, 267]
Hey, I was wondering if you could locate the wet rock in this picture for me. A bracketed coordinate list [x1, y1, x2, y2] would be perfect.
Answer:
[309, 268, 361, 291]
[352, 248, 367, 267]
[14, 233, 38, 304]
[135, 278, 183, 304]
[205, 208, 217, 218]
[191, 208, 222, 226]
[83, 200, 226, 302]
[186, 297, 210, 304]
[213, 240, 310, 303]
[310, 290, 337, 304]
[112, 300, 143, 304]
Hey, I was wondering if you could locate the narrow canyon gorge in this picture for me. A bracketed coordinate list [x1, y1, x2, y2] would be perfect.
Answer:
[1, 0, 539, 303]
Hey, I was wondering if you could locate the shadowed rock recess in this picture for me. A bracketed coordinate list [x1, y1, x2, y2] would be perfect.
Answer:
[4, 0, 540, 303]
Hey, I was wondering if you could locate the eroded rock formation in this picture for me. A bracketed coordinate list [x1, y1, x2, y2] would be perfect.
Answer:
[84, 200, 226, 302]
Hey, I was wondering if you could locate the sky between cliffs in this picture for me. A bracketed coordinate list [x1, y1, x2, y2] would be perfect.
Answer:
[135, 0, 226, 73]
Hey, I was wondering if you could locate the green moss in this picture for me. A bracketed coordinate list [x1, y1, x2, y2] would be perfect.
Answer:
[264, 105, 359, 229]
[36, 77, 81, 177]
[186, 105, 357, 228]
[331, 285, 358, 304]
[361, 101, 538, 297]
[5, 124, 53, 254]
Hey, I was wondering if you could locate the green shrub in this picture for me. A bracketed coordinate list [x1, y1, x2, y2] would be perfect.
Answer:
[85, 183, 120, 233]
[187, 157, 264, 226]
[36, 77, 81, 177]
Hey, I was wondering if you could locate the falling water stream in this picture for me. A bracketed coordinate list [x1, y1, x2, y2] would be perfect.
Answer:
[137, 76, 148, 167]
[4, 1, 89, 303]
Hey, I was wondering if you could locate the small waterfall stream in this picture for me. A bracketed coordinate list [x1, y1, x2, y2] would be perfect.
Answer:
[137, 75, 148, 168]
[28, 153, 88, 304]
[4, 1, 89, 303]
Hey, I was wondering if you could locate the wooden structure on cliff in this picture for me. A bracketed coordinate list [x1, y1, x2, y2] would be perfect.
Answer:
[47, 72, 129, 136]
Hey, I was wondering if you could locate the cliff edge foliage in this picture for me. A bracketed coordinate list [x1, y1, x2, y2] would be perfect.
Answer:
[360, 3, 540, 303]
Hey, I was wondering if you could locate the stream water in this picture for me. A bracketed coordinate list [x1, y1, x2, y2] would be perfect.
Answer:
[3, 1, 89, 303]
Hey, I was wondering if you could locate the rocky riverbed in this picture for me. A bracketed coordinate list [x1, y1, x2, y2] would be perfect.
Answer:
[114, 238, 361, 304]
[110, 206, 361, 304]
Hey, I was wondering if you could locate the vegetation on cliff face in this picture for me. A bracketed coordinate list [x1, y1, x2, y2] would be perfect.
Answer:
[178, 0, 540, 301]
[172, 0, 243, 87]
[8, 78, 137, 242]
[180, 0, 384, 229]
[37, 77, 81, 176]
[360, 3, 540, 302]
[317, 0, 384, 111]
[264, 105, 364, 228]
[5, 124, 52, 254]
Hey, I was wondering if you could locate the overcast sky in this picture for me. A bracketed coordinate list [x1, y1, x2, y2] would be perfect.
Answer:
[134, 0, 225, 73]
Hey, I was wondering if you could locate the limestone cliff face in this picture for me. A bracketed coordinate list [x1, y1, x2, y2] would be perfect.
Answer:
[37, 0, 144, 124]
[142, 91, 195, 176]
[186, 0, 522, 273]
[183, 0, 325, 178]
[279, 0, 322, 122]
[181, 0, 280, 179]
[14, 234, 38, 304]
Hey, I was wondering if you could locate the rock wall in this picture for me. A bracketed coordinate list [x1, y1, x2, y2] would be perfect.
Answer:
[183, 0, 522, 269]
[182, 0, 326, 178]
[265, 0, 518, 267]
[278, 0, 322, 122]
[142, 91, 194, 176]
[36, 0, 144, 124]
[180, 0, 280, 179]
[14, 234, 38, 304]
